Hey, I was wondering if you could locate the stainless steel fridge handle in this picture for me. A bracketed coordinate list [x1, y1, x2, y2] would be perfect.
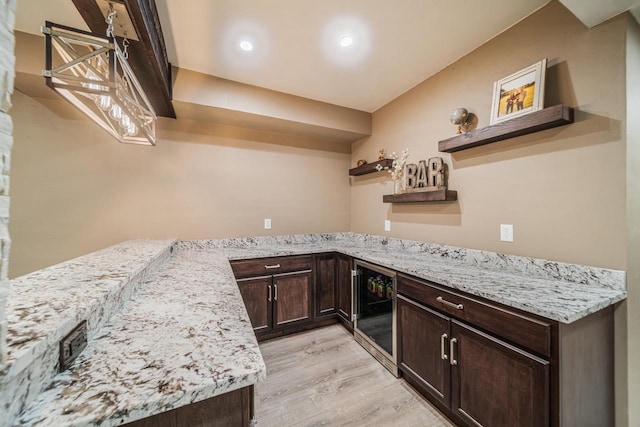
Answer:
[351, 269, 358, 320]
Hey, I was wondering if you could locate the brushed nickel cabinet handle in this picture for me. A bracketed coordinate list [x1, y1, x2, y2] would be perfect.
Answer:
[265, 264, 281, 269]
[437, 296, 463, 310]
[450, 338, 458, 366]
[274, 284, 278, 301]
[351, 269, 358, 320]
[268, 285, 272, 302]
[441, 333, 448, 360]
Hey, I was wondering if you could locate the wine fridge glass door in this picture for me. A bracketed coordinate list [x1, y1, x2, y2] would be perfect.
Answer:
[354, 261, 396, 362]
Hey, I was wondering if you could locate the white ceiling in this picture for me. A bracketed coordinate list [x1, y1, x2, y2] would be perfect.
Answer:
[559, 0, 640, 28]
[155, 0, 550, 112]
[13, 0, 639, 113]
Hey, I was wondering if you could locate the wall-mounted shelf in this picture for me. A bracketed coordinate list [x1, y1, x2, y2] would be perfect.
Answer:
[349, 159, 394, 176]
[383, 190, 458, 203]
[438, 104, 574, 153]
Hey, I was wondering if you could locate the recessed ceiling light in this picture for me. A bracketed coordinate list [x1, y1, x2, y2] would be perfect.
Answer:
[239, 40, 253, 51]
[339, 36, 353, 47]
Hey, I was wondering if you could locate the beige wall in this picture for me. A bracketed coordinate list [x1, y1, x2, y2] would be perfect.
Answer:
[352, 3, 632, 425]
[8, 92, 351, 277]
[352, 1, 627, 270]
[172, 68, 372, 143]
[626, 14, 640, 427]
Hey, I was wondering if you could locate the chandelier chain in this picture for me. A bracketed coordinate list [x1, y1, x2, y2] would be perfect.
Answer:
[122, 33, 129, 59]
[106, 3, 116, 38]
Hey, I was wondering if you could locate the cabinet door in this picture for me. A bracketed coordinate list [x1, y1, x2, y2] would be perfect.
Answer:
[336, 254, 352, 323]
[237, 277, 273, 335]
[273, 271, 312, 328]
[397, 295, 451, 408]
[315, 254, 337, 318]
[450, 320, 549, 427]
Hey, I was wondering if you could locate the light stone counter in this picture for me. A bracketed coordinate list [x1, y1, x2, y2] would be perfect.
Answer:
[182, 232, 626, 323]
[16, 248, 265, 427]
[2, 240, 175, 426]
[4, 232, 626, 427]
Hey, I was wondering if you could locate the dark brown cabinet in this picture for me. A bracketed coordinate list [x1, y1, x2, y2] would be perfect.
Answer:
[397, 276, 551, 427]
[335, 253, 353, 327]
[237, 271, 312, 339]
[273, 272, 312, 327]
[450, 321, 549, 427]
[237, 276, 272, 334]
[232, 256, 313, 341]
[125, 385, 254, 426]
[315, 254, 337, 319]
[396, 271, 616, 427]
[398, 296, 451, 408]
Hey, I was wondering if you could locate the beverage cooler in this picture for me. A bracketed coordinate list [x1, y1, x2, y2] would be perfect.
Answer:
[352, 260, 398, 376]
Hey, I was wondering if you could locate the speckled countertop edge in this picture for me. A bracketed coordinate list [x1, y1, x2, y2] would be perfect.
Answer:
[182, 233, 626, 324]
[16, 248, 266, 427]
[5, 240, 177, 379]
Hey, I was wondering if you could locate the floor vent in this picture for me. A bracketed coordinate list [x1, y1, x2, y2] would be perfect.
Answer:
[354, 331, 398, 377]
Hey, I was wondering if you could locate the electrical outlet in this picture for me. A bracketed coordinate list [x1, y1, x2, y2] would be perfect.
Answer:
[264, 218, 271, 229]
[384, 220, 391, 232]
[500, 224, 514, 242]
[59, 321, 87, 372]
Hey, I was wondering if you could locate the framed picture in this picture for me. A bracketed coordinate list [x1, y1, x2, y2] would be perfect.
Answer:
[490, 58, 547, 125]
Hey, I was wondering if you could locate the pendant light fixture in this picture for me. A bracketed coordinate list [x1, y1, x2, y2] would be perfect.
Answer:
[41, 4, 157, 146]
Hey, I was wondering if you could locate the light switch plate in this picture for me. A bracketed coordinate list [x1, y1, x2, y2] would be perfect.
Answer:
[384, 220, 391, 232]
[264, 218, 272, 229]
[500, 224, 514, 242]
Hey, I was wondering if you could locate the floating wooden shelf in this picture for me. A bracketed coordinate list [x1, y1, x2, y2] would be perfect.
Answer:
[383, 190, 458, 203]
[438, 104, 574, 153]
[349, 159, 394, 176]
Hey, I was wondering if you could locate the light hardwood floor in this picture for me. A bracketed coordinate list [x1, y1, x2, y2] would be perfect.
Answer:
[255, 324, 454, 427]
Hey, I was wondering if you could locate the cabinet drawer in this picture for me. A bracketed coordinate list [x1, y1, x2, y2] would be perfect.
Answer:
[398, 274, 553, 357]
[231, 255, 312, 279]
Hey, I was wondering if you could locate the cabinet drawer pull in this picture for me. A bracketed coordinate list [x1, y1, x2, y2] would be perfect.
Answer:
[437, 296, 463, 310]
[268, 285, 272, 302]
[450, 338, 458, 366]
[265, 264, 281, 269]
[441, 333, 448, 360]
[274, 284, 278, 301]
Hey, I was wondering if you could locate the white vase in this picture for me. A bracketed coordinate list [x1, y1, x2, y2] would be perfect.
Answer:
[394, 179, 402, 194]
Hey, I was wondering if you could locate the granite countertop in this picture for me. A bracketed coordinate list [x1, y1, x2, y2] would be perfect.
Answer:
[6, 232, 626, 427]
[5, 240, 175, 380]
[185, 233, 626, 324]
[2, 240, 177, 427]
[16, 248, 266, 427]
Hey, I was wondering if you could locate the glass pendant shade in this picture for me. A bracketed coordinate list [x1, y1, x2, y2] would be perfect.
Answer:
[97, 95, 112, 111]
[109, 103, 122, 121]
[42, 21, 157, 146]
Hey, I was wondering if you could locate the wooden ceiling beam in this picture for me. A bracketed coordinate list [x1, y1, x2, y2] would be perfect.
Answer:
[71, 0, 176, 118]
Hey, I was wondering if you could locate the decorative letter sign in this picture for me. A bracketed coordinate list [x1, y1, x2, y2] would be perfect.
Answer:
[428, 157, 444, 188]
[416, 160, 428, 188]
[405, 163, 418, 189]
[404, 157, 447, 192]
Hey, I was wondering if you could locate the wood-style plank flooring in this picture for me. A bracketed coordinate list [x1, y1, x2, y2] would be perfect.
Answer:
[255, 324, 454, 426]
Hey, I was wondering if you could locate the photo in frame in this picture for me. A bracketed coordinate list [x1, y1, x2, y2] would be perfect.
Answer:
[490, 58, 547, 125]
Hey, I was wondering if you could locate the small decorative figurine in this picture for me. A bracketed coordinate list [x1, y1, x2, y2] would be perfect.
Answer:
[450, 107, 471, 134]
[357, 159, 367, 167]
[378, 149, 385, 160]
